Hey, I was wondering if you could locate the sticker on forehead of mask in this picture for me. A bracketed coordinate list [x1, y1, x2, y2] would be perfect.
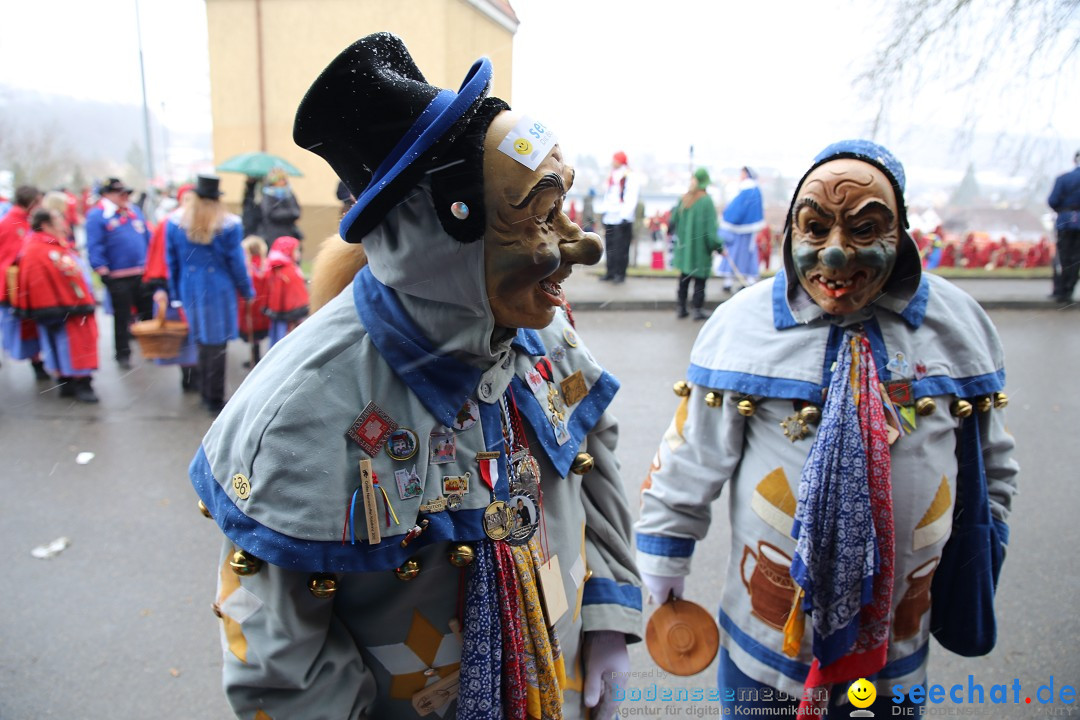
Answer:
[497, 116, 558, 171]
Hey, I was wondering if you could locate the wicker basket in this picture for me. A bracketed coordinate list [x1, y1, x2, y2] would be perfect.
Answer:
[131, 297, 189, 359]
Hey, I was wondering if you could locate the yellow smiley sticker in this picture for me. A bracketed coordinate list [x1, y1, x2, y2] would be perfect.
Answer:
[514, 138, 533, 155]
[847, 678, 877, 708]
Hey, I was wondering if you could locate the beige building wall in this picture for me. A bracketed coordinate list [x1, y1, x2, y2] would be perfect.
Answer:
[206, 0, 517, 254]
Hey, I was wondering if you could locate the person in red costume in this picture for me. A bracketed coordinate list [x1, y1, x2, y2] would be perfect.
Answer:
[264, 235, 309, 348]
[11, 208, 99, 402]
[0, 185, 49, 379]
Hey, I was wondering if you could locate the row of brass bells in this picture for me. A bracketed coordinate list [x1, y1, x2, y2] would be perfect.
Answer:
[229, 549, 262, 576]
[571, 452, 594, 475]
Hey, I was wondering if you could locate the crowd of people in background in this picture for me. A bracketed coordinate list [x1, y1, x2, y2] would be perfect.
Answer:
[598, 150, 1065, 321]
[0, 169, 312, 412]
[1, 148, 1074, 411]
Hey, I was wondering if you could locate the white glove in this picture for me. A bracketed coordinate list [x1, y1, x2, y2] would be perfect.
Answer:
[640, 572, 685, 605]
[583, 630, 629, 719]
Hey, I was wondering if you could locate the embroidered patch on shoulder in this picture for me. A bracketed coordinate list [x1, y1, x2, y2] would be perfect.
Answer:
[345, 401, 399, 457]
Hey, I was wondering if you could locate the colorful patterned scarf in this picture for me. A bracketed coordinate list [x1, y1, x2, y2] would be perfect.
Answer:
[458, 537, 566, 720]
[790, 334, 895, 709]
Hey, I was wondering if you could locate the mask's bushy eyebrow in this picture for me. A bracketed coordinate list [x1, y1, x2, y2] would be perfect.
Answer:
[510, 173, 565, 210]
[794, 198, 834, 220]
[849, 201, 896, 223]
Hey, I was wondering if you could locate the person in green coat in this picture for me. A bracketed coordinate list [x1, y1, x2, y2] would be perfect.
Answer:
[671, 167, 722, 319]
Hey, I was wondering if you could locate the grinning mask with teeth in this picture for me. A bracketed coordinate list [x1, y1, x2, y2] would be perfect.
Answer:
[482, 110, 603, 330]
[789, 158, 900, 316]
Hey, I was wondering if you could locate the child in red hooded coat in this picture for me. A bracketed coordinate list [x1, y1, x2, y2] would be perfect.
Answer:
[264, 235, 309, 348]
[238, 235, 271, 366]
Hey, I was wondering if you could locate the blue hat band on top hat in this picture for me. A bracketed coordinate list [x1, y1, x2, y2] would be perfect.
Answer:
[340, 57, 493, 241]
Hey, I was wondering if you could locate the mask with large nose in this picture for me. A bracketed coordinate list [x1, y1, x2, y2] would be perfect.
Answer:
[482, 110, 603, 330]
[790, 158, 900, 315]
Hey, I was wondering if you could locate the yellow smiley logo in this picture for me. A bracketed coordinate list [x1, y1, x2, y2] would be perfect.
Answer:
[847, 678, 877, 709]
[514, 138, 533, 155]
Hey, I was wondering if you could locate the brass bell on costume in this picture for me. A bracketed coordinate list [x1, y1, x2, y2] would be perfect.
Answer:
[229, 549, 262, 576]
[673, 380, 691, 397]
[448, 544, 476, 568]
[993, 391, 1009, 409]
[915, 397, 937, 416]
[308, 573, 338, 599]
[975, 396, 993, 413]
[736, 398, 756, 417]
[704, 392, 723, 408]
[198, 500, 212, 519]
[798, 405, 821, 425]
[950, 399, 973, 418]
[395, 559, 421, 581]
[571, 452, 594, 475]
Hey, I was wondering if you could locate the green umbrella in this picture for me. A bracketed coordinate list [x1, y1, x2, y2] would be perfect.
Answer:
[216, 152, 303, 178]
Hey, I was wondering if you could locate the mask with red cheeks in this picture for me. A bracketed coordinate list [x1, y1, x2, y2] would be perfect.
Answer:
[482, 111, 602, 330]
[790, 158, 900, 315]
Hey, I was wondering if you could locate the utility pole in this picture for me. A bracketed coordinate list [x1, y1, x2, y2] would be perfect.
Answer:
[134, 0, 155, 187]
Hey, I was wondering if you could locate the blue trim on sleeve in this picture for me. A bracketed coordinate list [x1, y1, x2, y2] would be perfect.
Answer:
[582, 576, 642, 611]
[189, 445, 491, 573]
[636, 533, 696, 558]
[912, 369, 1006, 398]
[718, 609, 929, 683]
[687, 365, 824, 403]
[510, 369, 620, 477]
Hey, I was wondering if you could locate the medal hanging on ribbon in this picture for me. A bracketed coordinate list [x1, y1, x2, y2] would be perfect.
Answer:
[534, 357, 571, 446]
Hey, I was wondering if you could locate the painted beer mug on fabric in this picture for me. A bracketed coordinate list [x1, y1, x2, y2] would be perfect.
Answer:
[893, 557, 939, 640]
[740, 541, 798, 630]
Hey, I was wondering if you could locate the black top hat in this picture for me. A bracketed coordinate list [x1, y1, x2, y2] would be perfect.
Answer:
[100, 177, 132, 194]
[293, 32, 499, 244]
[194, 175, 223, 199]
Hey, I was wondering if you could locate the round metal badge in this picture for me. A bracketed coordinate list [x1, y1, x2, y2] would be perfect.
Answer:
[506, 492, 539, 546]
[482, 500, 513, 541]
[385, 427, 419, 461]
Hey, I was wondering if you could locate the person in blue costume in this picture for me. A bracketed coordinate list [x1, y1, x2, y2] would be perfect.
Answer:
[716, 166, 766, 291]
[636, 140, 1018, 716]
[188, 32, 641, 720]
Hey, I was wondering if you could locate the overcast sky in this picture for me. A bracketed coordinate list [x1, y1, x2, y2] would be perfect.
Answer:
[2, 0, 1077, 187]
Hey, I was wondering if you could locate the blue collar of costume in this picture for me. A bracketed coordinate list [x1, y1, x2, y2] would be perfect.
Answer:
[353, 265, 544, 426]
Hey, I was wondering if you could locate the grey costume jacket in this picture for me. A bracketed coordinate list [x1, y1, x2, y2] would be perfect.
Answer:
[636, 269, 1018, 700]
[190, 258, 642, 719]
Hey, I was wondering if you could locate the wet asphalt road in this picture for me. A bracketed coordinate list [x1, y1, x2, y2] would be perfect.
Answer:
[0, 307, 1077, 719]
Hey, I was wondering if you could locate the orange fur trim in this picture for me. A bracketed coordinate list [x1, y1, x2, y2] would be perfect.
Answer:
[309, 235, 368, 312]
